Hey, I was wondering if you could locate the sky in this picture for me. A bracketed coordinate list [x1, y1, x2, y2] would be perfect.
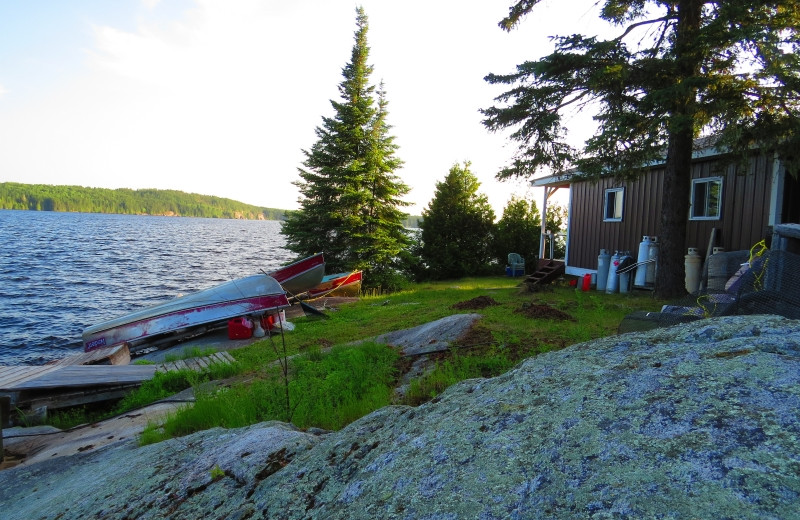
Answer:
[0, 0, 610, 216]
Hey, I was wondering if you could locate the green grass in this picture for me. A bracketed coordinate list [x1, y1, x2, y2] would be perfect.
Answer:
[140, 342, 399, 444]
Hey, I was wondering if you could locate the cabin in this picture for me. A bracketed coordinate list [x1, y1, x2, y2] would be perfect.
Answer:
[531, 142, 800, 278]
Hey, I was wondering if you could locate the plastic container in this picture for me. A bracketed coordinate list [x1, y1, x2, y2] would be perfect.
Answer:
[228, 317, 253, 340]
[582, 273, 592, 291]
[684, 248, 701, 294]
[261, 314, 275, 331]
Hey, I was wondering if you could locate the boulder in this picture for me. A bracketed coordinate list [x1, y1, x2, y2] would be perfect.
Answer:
[1, 315, 798, 519]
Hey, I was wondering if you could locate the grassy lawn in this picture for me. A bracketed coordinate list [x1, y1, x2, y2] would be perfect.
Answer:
[48, 276, 667, 442]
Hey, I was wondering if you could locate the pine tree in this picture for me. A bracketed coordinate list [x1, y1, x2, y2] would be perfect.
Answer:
[492, 196, 541, 267]
[282, 8, 410, 289]
[420, 162, 496, 279]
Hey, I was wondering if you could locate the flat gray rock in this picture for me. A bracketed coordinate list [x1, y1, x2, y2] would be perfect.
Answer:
[373, 313, 482, 355]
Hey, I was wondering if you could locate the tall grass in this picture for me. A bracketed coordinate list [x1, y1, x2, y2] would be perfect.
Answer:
[402, 347, 516, 406]
[140, 342, 399, 445]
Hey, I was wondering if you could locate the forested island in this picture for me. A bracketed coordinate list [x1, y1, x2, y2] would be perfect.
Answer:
[0, 182, 423, 226]
[0, 182, 287, 220]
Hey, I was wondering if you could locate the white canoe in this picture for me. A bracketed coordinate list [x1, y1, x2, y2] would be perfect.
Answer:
[82, 274, 289, 352]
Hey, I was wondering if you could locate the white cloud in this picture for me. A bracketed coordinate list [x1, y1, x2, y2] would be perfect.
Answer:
[0, 83, 7, 97]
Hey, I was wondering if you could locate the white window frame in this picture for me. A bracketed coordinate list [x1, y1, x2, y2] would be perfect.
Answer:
[690, 177, 723, 221]
[603, 187, 624, 222]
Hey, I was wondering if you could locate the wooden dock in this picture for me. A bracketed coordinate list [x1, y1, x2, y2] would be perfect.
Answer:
[0, 351, 236, 425]
[156, 351, 235, 373]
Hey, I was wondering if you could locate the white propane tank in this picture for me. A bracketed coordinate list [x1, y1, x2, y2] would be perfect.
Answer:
[634, 236, 651, 287]
[596, 249, 611, 291]
[684, 248, 702, 294]
[646, 236, 659, 284]
[605, 251, 621, 294]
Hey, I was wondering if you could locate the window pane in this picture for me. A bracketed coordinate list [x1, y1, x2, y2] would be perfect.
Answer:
[707, 181, 720, 217]
[604, 189, 623, 220]
[690, 178, 722, 219]
[693, 181, 707, 218]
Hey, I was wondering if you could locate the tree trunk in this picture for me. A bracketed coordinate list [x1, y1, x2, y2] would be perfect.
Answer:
[657, 133, 693, 299]
[655, 0, 703, 299]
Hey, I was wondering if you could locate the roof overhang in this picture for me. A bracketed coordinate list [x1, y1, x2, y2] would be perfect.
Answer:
[529, 135, 731, 188]
[530, 172, 574, 188]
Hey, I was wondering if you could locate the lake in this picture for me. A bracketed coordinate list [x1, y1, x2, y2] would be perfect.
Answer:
[0, 210, 294, 365]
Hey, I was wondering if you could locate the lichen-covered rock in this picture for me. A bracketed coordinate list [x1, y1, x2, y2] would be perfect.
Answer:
[2, 315, 799, 519]
[0, 422, 321, 519]
[255, 315, 800, 519]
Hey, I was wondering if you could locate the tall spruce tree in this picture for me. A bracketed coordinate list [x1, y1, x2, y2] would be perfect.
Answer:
[420, 162, 496, 279]
[482, 1, 800, 298]
[282, 7, 410, 289]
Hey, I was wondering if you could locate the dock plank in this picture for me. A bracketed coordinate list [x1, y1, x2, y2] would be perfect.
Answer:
[0, 366, 62, 389]
[4, 365, 158, 391]
[208, 352, 227, 365]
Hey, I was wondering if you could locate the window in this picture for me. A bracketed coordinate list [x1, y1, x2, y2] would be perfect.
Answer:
[604, 187, 624, 222]
[690, 177, 723, 220]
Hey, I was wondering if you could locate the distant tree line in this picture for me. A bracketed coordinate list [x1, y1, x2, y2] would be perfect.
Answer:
[0, 182, 287, 220]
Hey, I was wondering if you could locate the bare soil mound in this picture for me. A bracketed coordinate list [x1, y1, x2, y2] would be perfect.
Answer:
[451, 296, 499, 310]
[514, 303, 575, 321]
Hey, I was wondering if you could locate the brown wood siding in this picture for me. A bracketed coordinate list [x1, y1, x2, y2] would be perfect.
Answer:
[568, 153, 774, 270]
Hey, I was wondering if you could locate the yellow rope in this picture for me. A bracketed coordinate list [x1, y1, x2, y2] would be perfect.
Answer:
[694, 239, 769, 315]
[748, 239, 768, 290]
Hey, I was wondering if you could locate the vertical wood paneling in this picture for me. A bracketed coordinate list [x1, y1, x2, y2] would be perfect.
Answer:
[567, 153, 775, 270]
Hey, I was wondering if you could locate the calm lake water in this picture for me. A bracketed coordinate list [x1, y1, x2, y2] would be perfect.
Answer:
[0, 210, 294, 365]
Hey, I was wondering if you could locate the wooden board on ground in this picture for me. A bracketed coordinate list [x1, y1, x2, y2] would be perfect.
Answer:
[155, 351, 235, 373]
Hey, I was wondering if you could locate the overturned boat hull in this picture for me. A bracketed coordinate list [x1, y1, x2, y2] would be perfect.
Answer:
[269, 253, 325, 296]
[307, 271, 363, 299]
[82, 274, 290, 352]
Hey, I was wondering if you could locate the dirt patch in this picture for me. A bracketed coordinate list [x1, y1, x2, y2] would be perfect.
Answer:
[454, 325, 496, 348]
[514, 303, 576, 322]
[451, 296, 499, 310]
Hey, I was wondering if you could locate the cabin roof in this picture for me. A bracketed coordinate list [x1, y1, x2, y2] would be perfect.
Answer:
[530, 135, 728, 188]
